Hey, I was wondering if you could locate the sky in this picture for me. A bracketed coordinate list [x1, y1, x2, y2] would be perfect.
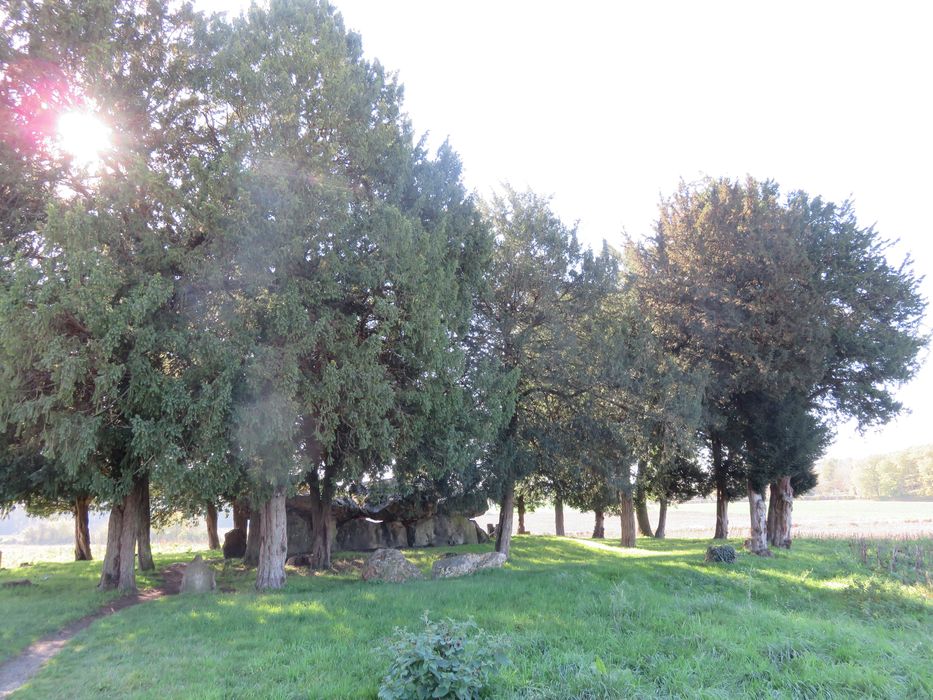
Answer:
[199, 0, 933, 460]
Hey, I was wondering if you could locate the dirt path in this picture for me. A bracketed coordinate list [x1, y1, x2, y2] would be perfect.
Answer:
[0, 564, 184, 698]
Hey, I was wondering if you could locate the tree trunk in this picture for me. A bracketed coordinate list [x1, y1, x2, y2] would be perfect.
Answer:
[655, 497, 668, 539]
[98, 480, 142, 593]
[74, 496, 92, 561]
[244, 508, 261, 567]
[635, 496, 654, 537]
[308, 487, 333, 571]
[136, 474, 154, 572]
[592, 509, 605, 539]
[99, 503, 124, 590]
[516, 494, 527, 535]
[634, 459, 654, 536]
[206, 503, 220, 550]
[712, 437, 729, 539]
[746, 482, 770, 556]
[554, 494, 565, 536]
[495, 481, 515, 558]
[768, 477, 793, 548]
[255, 489, 287, 590]
[620, 490, 636, 547]
[233, 498, 250, 532]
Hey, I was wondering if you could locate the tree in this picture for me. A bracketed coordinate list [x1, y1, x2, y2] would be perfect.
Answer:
[0, 0, 227, 593]
[473, 189, 610, 558]
[631, 177, 926, 548]
[198, 1, 496, 586]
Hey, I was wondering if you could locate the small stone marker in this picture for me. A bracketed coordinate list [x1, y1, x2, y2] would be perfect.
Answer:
[286, 554, 313, 567]
[360, 548, 424, 583]
[431, 552, 506, 579]
[705, 545, 737, 563]
[180, 555, 217, 593]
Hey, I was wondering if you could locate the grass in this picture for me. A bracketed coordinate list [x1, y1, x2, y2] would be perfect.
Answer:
[4, 536, 932, 699]
[0, 549, 193, 663]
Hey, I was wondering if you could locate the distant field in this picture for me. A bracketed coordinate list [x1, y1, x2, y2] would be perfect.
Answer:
[479, 499, 933, 540]
[2, 500, 931, 569]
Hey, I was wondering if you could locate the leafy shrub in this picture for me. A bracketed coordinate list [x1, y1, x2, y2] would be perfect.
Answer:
[379, 614, 509, 700]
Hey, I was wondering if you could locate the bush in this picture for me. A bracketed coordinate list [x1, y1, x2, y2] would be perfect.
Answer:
[379, 614, 509, 700]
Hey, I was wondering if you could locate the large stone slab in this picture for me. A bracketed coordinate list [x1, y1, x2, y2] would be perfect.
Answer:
[222, 527, 247, 559]
[361, 548, 424, 583]
[337, 517, 409, 551]
[431, 552, 506, 579]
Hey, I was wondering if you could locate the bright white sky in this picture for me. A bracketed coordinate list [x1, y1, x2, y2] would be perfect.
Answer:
[200, 0, 933, 460]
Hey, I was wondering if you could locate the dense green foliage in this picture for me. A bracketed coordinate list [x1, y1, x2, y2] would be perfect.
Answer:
[0, 0, 927, 602]
[2, 537, 930, 698]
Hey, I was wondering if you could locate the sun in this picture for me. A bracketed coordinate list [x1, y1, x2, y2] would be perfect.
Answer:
[56, 110, 111, 169]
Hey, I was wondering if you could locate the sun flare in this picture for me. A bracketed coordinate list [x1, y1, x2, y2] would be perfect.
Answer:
[56, 110, 111, 169]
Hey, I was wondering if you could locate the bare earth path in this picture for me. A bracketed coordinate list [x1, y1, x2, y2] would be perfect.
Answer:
[0, 564, 184, 698]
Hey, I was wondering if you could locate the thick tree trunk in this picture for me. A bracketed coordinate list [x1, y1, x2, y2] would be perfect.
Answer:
[746, 482, 771, 556]
[634, 460, 653, 536]
[712, 437, 729, 539]
[232, 498, 250, 532]
[206, 503, 220, 550]
[99, 504, 124, 589]
[136, 474, 154, 572]
[244, 509, 261, 567]
[516, 494, 527, 535]
[767, 477, 793, 548]
[619, 490, 636, 547]
[98, 480, 142, 593]
[635, 496, 654, 537]
[655, 497, 668, 539]
[495, 482, 515, 558]
[592, 509, 605, 539]
[255, 489, 287, 590]
[554, 494, 565, 536]
[74, 496, 92, 561]
[308, 488, 333, 571]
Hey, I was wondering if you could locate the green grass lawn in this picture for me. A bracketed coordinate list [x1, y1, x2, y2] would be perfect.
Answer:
[0, 550, 189, 663]
[5, 536, 932, 699]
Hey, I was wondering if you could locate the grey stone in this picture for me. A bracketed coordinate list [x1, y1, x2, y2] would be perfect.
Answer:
[222, 528, 247, 559]
[474, 521, 490, 544]
[408, 517, 437, 547]
[431, 552, 507, 579]
[705, 545, 738, 563]
[180, 555, 216, 593]
[361, 548, 424, 583]
[337, 517, 383, 551]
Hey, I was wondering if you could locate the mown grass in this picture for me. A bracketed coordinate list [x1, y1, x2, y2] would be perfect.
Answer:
[0, 550, 190, 663]
[8, 536, 933, 699]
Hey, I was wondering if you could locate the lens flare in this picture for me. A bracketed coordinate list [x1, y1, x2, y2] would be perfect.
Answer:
[56, 110, 111, 169]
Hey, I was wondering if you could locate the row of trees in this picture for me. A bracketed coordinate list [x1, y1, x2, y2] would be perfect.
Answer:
[815, 445, 933, 499]
[1, 0, 926, 590]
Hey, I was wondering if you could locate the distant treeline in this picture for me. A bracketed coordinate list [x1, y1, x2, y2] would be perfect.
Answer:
[813, 445, 933, 499]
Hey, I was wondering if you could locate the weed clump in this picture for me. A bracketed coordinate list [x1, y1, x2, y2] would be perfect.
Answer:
[379, 614, 509, 700]
[705, 545, 737, 563]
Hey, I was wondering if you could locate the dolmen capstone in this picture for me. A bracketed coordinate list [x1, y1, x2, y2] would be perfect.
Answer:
[181, 555, 217, 593]
[705, 545, 737, 563]
[361, 548, 424, 583]
[431, 552, 506, 579]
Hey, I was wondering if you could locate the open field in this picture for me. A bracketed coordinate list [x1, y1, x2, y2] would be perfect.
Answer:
[480, 499, 933, 540]
[2, 536, 931, 698]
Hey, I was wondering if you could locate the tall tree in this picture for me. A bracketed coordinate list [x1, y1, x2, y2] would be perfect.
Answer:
[631, 177, 926, 549]
[0, 0, 226, 592]
[474, 189, 609, 558]
[199, 1, 496, 586]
